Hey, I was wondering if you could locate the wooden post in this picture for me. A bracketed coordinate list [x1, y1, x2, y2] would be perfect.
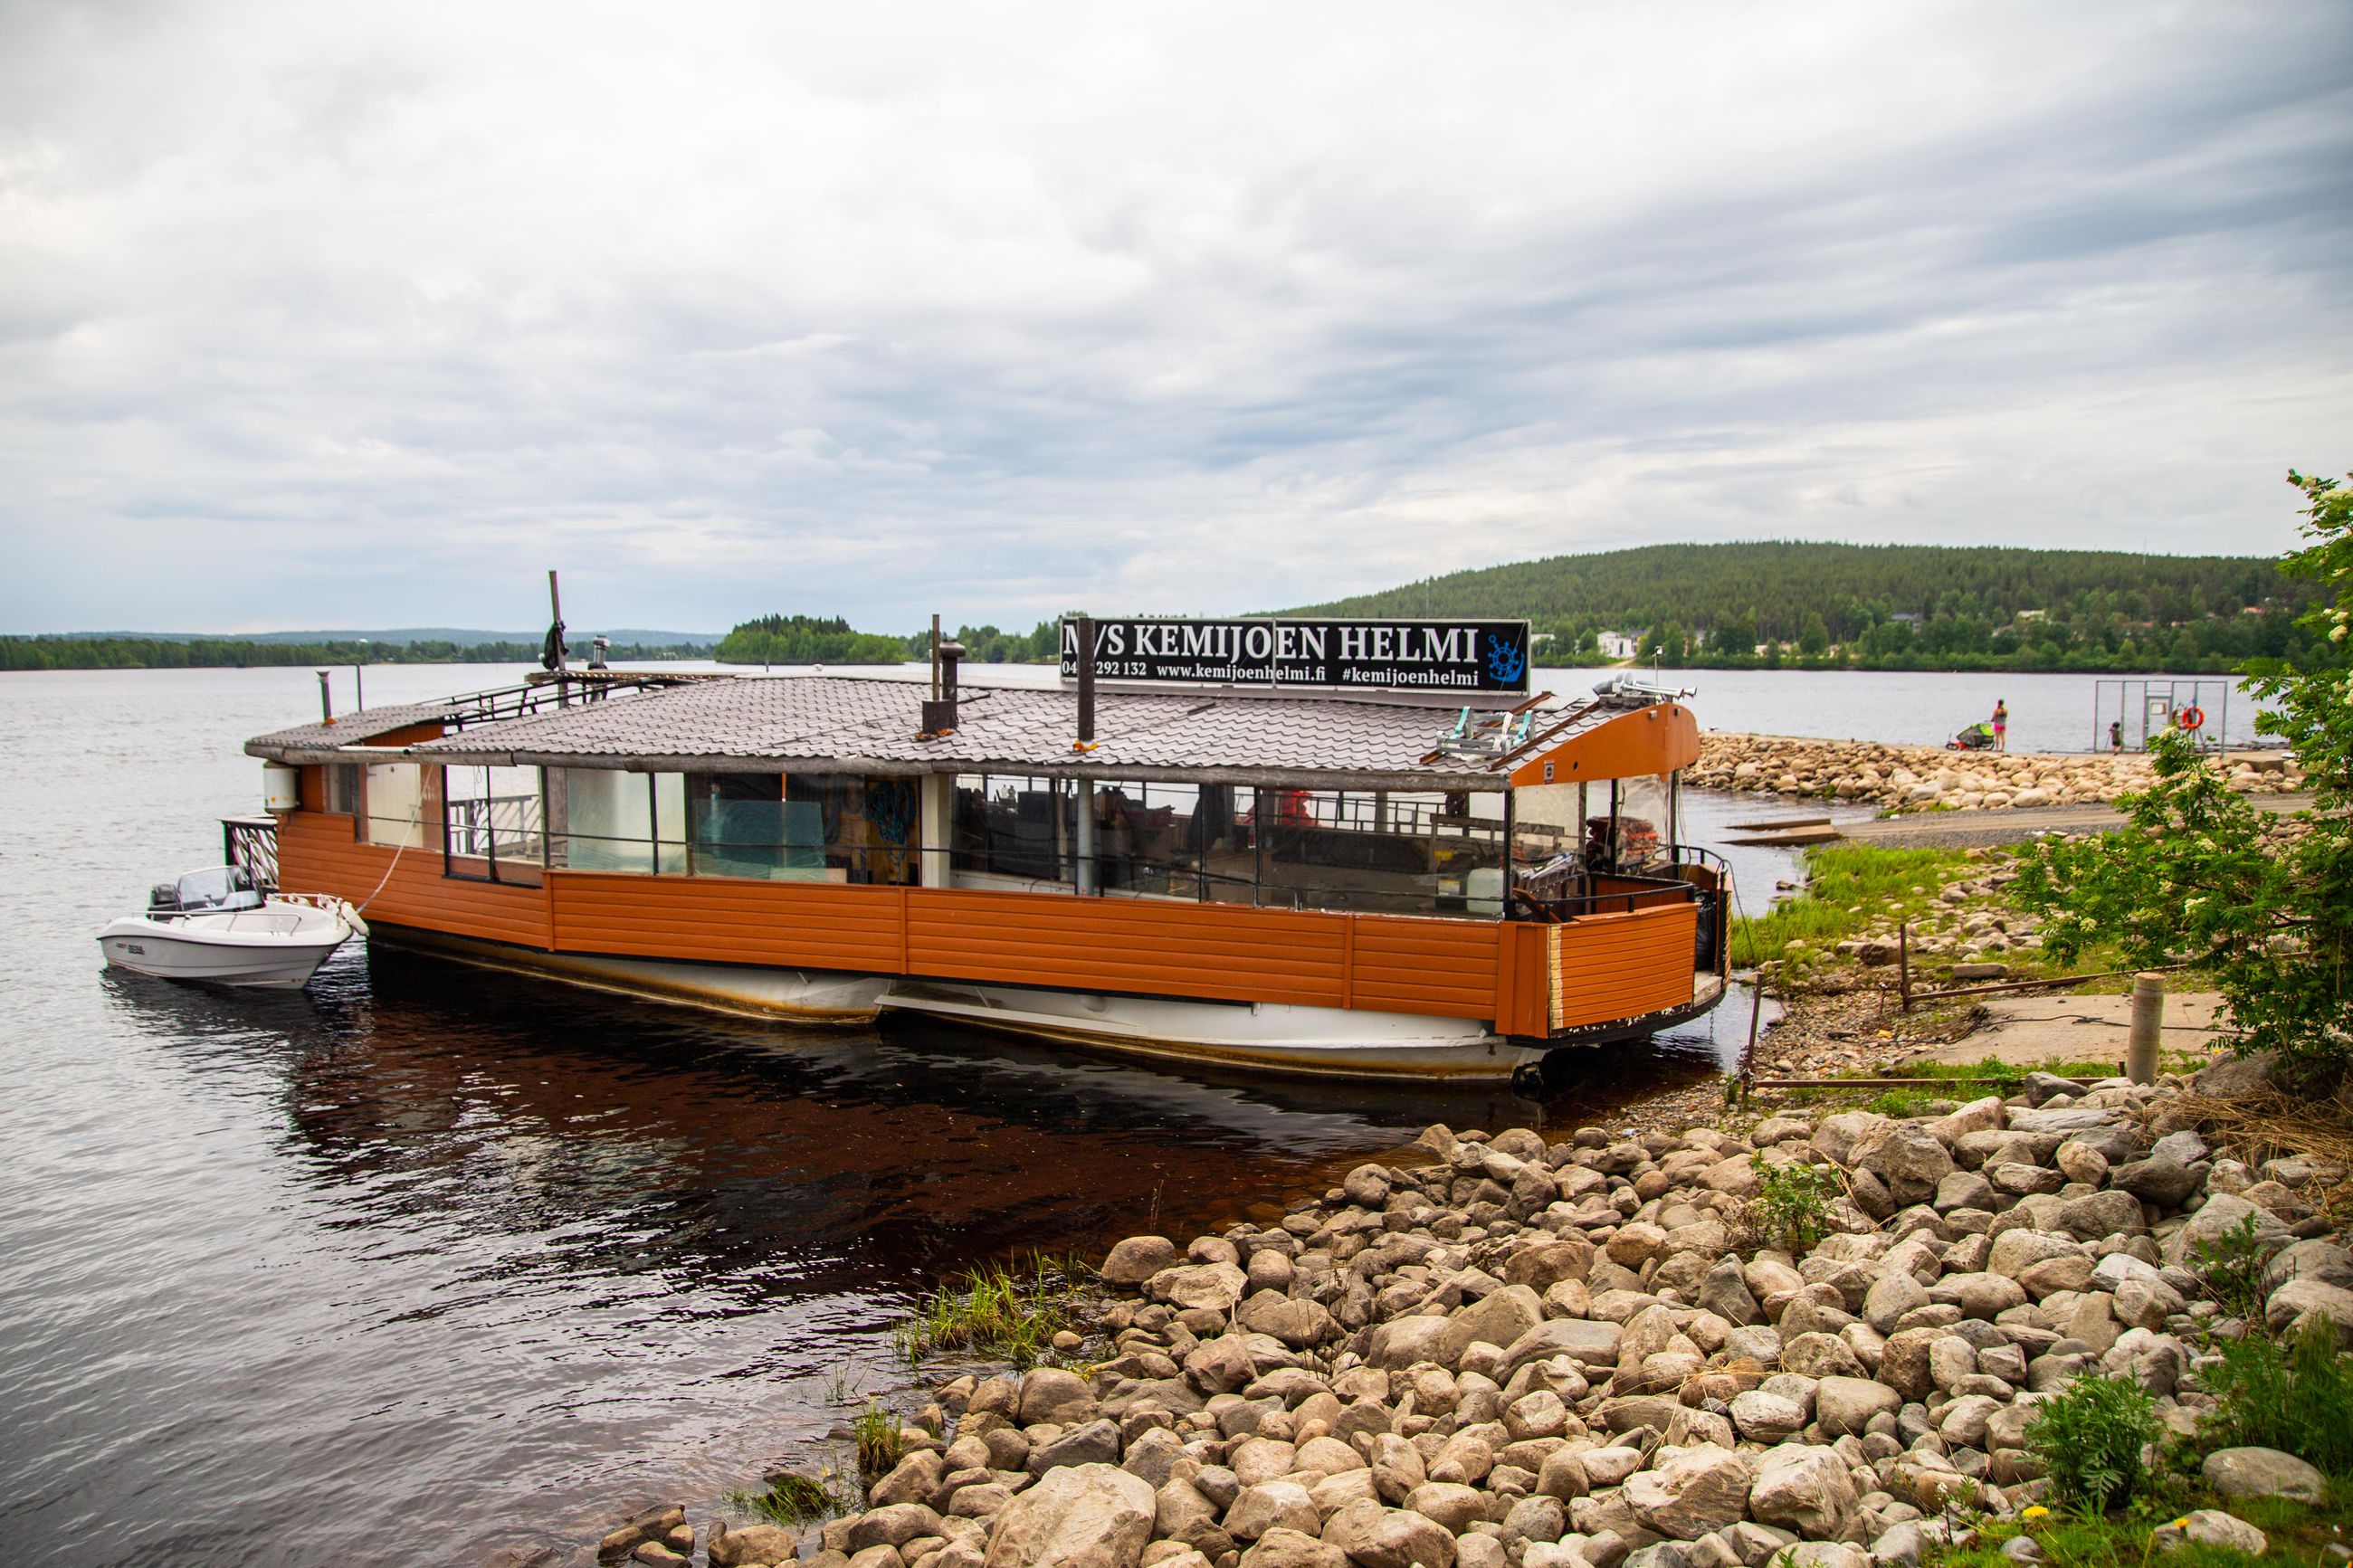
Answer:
[2128, 971, 2165, 1085]
[1740, 974, 1765, 1098]
[1898, 922, 1910, 1012]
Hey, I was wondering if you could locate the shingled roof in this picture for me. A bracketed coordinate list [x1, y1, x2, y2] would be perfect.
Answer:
[250, 673, 1613, 790]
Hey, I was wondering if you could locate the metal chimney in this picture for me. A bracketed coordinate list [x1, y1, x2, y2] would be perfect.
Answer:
[921, 640, 964, 735]
[1073, 615, 1097, 752]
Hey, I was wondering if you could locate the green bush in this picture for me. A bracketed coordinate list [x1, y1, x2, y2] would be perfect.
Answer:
[1745, 1155, 1838, 1254]
[2188, 1212, 2273, 1321]
[2199, 1316, 2353, 1476]
[2024, 1373, 2162, 1514]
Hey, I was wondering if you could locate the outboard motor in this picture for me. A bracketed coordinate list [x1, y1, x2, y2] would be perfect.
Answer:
[149, 882, 181, 912]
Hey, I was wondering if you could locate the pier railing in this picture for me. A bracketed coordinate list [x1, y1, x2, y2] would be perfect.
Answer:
[222, 815, 280, 890]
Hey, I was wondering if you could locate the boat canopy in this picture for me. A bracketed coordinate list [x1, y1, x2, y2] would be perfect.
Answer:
[249, 674, 1700, 793]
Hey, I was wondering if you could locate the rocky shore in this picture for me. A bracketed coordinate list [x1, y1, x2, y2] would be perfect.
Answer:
[605, 1061, 2349, 1568]
[1688, 735, 2301, 812]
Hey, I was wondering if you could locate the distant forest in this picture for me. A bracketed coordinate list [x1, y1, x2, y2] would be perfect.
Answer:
[0, 635, 711, 671]
[1286, 541, 2341, 673]
[715, 613, 1057, 666]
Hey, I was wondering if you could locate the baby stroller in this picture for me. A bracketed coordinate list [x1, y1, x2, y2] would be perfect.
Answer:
[1948, 721, 1996, 751]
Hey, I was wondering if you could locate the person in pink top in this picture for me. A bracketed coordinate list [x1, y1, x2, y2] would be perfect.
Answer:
[1992, 698, 2008, 752]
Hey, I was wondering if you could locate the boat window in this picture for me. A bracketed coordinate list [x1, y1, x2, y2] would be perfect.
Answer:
[1612, 772, 1673, 870]
[1252, 788, 1504, 917]
[553, 768, 684, 874]
[324, 764, 361, 816]
[944, 775, 1504, 915]
[441, 765, 545, 884]
[176, 867, 264, 912]
[1510, 782, 1586, 902]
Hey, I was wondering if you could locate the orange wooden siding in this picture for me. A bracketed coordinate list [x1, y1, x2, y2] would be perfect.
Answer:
[1551, 902, 1698, 1029]
[907, 892, 1351, 1009]
[1350, 916, 1501, 1020]
[551, 872, 906, 974]
[279, 811, 552, 949]
[275, 809, 1729, 1037]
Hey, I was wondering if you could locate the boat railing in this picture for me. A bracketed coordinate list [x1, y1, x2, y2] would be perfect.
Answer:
[433, 672, 689, 731]
[442, 794, 547, 881]
[222, 815, 280, 891]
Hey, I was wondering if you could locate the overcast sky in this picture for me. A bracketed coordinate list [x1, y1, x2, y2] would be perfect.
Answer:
[2, 3, 2348, 636]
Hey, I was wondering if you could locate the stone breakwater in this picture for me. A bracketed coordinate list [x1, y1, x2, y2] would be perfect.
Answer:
[1688, 735, 2302, 811]
[610, 1068, 2349, 1568]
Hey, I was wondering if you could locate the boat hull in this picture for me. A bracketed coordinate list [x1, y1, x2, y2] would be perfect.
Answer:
[97, 909, 351, 989]
[364, 923, 1568, 1079]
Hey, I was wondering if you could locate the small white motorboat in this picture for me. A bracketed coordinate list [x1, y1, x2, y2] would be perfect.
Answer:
[99, 867, 363, 989]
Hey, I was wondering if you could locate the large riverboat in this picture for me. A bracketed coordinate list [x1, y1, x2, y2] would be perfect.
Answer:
[239, 617, 1729, 1079]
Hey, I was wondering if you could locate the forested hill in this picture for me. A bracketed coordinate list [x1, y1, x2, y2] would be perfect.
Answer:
[1283, 541, 2336, 672]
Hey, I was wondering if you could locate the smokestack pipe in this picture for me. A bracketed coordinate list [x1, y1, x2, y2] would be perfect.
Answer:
[317, 670, 335, 726]
[920, 638, 963, 736]
[1074, 615, 1096, 751]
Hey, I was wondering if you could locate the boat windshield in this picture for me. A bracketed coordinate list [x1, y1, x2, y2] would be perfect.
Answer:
[176, 867, 264, 912]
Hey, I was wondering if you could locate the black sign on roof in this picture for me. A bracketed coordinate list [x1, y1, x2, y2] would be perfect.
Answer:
[1060, 617, 1531, 696]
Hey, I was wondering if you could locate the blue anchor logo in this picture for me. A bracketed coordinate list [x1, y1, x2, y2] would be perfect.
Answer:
[1484, 633, 1526, 684]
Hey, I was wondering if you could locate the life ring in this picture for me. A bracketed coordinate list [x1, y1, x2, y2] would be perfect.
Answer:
[2176, 706, 2205, 731]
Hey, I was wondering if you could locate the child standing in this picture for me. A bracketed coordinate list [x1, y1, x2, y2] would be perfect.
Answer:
[1993, 698, 2008, 752]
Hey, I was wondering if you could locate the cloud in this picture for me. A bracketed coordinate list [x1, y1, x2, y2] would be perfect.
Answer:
[0, 1, 2347, 633]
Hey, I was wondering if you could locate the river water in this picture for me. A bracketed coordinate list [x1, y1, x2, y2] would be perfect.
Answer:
[0, 659, 2218, 1565]
[0, 663, 1814, 1568]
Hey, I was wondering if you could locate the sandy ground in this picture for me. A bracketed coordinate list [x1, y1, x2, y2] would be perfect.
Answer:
[1900, 989, 2231, 1069]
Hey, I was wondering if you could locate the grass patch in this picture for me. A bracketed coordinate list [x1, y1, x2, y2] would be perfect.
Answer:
[1926, 1479, 2353, 1567]
[893, 1251, 1091, 1371]
[1730, 843, 1972, 968]
[2199, 1316, 2353, 1473]
[727, 1469, 849, 1526]
[1777, 1053, 2125, 1116]
[852, 1398, 904, 1484]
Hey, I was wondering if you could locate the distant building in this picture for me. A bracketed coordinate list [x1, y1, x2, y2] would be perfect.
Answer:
[1596, 631, 1640, 660]
[2015, 609, 2048, 623]
[1889, 612, 1924, 628]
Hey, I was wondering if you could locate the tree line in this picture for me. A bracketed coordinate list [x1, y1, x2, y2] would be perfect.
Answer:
[714, 615, 1061, 666]
[1288, 540, 2344, 673]
[0, 635, 710, 670]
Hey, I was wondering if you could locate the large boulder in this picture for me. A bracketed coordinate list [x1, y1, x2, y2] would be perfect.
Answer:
[1854, 1124, 1953, 1206]
[1148, 1263, 1250, 1313]
[1367, 1316, 1454, 1371]
[1225, 1482, 1321, 1542]
[1496, 1317, 1623, 1381]
[1623, 1449, 1752, 1540]
[2164, 1194, 2292, 1268]
[1813, 1376, 1901, 1437]
[846, 1506, 950, 1553]
[1440, 1286, 1544, 1369]
[2264, 1278, 2353, 1345]
[2110, 1158, 2201, 1209]
[1729, 1390, 1807, 1444]
[1318, 1500, 1456, 1568]
[1811, 1113, 1891, 1169]
[1021, 1368, 1102, 1427]
[2203, 1448, 2327, 1504]
[1102, 1236, 1178, 1286]
[1241, 1529, 1349, 1568]
[985, 1466, 1157, 1568]
[1748, 1444, 1856, 1538]
[1987, 1230, 2082, 1280]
